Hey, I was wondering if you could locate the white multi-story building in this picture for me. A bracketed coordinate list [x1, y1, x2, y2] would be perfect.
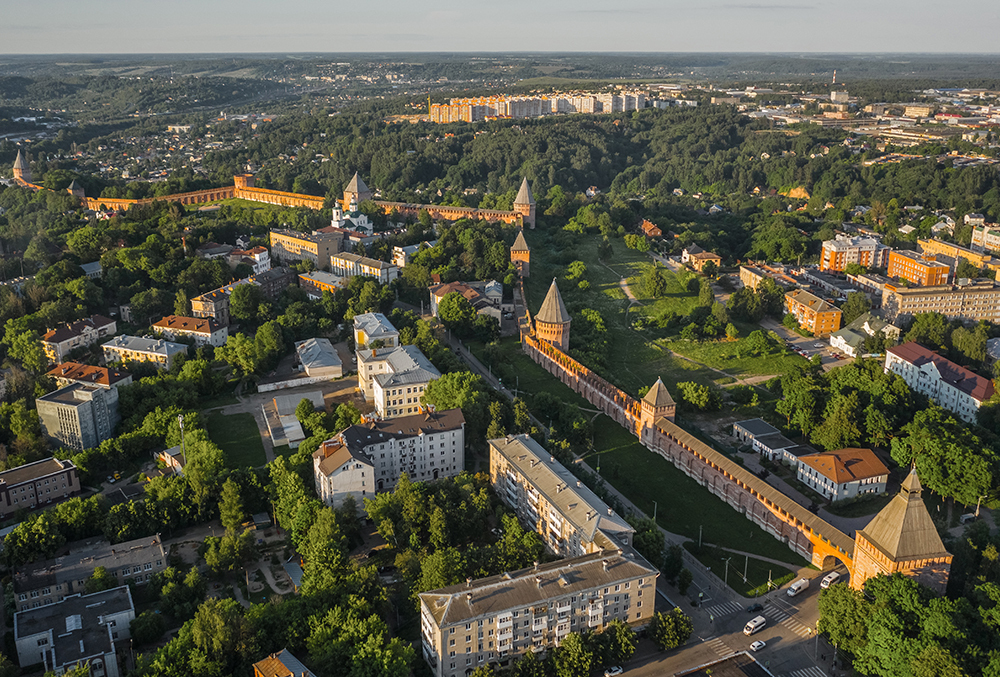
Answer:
[796, 448, 889, 502]
[40, 315, 117, 364]
[152, 315, 229, 347]
[329, 252, 398, 285]
[489, 435, 634, 557]
[353, 312, 400, 350]
[313, 408, 465, 508]
[419, 552, 658, 677]
[102, 335, 188, 370]
[357, 344, 441, 418]
[885, 342, 995, 422]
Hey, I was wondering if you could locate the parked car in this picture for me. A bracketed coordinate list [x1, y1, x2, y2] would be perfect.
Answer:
[746, 603, 764, 613]
[604, 668, 624, 677]
[750, 640, 767, 652]
[107, 475, 116, 484]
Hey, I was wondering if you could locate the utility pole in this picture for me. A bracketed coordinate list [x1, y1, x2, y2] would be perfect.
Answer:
[653, 500, 657, 521]
[178, 413, 186, 467]
[977, 495, 985, 517]
[724, 557, 732, 588]
[744, 555, 749, 581]
[699, 525, 703, 549]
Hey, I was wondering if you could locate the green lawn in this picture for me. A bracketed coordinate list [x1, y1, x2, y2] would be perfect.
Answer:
[660, 335, 809, 379]
[207, 412, 267, 468]
[683, 544, 797, 598]
[586, 422, 809, 567]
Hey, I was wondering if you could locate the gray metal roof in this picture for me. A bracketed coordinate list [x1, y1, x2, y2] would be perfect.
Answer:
[733, 418, 780, 438]
[295, 337, 342, 370]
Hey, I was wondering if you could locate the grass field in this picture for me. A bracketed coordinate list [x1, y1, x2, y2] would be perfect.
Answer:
[683, 544, 797, 598]
[207, 412, 267, 468]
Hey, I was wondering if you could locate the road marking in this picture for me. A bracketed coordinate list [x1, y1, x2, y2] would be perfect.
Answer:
[702, 636, 734, 657]
[705, 600, 743, 617]
[782, 617, 813, 637]
[788, 667, 827, 677]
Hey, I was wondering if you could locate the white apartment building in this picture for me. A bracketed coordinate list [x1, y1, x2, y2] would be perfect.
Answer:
[329, 252, 399, 285]
[102, 335, 188, 370]
[796, 448, 889, 502]
[489, 435, 634, 557]
[885, 342, 995, 422]
[40, 315, 117, 364]
[313, 408, 465, 509]
[419, 552, 658, 677]
[357, 344, 441, 418]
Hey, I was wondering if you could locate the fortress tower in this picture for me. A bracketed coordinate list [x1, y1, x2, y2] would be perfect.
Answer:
[535, 278, 571, 352]
[640, 378, 676, 437]
[67, 180, 86, 201]
[511, 230, 531, 277]
[343, 173, 373, 209]
[234, 174, 256, 190]
[12, 150, 30, 185]
[851, 468, 952, 594]
[513, 178, 536, 229]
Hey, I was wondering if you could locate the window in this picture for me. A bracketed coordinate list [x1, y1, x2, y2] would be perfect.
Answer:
[37, 638, 48, 647]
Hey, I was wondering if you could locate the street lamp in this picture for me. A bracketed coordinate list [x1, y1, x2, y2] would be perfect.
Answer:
[723, 557, 732, 588]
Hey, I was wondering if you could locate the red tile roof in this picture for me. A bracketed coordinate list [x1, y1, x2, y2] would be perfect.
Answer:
[152, 315, 221, 335]
[888, 341, 995, 401]
[41, 315, 115, 344]
[799, 448, 889, 484]
[46, 361, 130, 387]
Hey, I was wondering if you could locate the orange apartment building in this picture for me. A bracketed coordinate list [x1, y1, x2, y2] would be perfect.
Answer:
[887, 250, 950, 286]
[820, 235, 890, 272]
[785, 289, 843, 336]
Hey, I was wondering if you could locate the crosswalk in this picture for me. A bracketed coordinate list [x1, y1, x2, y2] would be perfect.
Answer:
[788, 667, 827, 677]
[764, 602, 813, 637]
[702, 636, 735, 657]
[704, 600, 743, 617]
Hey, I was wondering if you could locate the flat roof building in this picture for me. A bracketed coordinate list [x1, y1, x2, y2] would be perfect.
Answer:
[0, 457, 80, 519]
[269, 228, 342, 267]
[820, 235, 890, 272]
[36, 383, 119, 451]
[887, 250, 950, 286]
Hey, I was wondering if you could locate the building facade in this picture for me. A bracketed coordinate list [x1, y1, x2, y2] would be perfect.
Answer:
[885, 342, 995, 422]
[784, 289, 843, 336]
[36, 383, 119, 451]
[46, 362, 132, 390]
[0, 458, 80, 519]
[354, 312, 400, 350]
[886, 250, 950, 286]
[820, 235, 890, 272]
[329, 252, 399, 284]
[881, 279, 1000, 323]
[917, 238, 1000, 274]
[40, 315, 117, 364]
[190, 288, 231, 327]
[152, 315, 228, 347]
[489, 434, 635, 557]
[313, 408, 465, 508]
[14, 586, 134, 677]
[298, 270, 344, 299]
[795, 448, 889, 502]
[102, 335, 187, 370]
[419, 552, 658, 677]
[357, 344, 441, 418]
[13, 535, 166, 611]
[510, 231, 531, 277]
[269, 228, 342, 267]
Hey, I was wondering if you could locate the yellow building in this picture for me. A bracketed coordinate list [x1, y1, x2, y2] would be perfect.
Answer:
[784, 289, 843, 337]
[269, 228, 342, 268]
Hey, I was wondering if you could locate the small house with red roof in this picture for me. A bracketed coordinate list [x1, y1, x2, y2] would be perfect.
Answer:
[796, 448, 889, 502]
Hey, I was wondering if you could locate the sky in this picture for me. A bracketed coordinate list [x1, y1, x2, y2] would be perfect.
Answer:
[3, 0, 1000, 54]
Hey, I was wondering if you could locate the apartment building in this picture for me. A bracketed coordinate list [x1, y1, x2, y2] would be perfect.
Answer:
[40, 315, 116, 363]
[269, 228, 342, 267]
[354, 312, 400, 350]
[298, 270, 343, 299]
[885, 342, 995, 422]
[313, 408, 465, 508]
[14, 586, 134, 677]
[13, 535, 166, 611]
[489, 434, 635, 557]
[784, 289, 843, 336]
[357, 345, 441, 418]
[419, 552, 658, 677]
[917, 238, 1000, 274]
[329, 251, 399, 284]
[152, 315, 228, 347]
[253, 650, 315, 677]
[881, 279, 1000, 323]
[36, 383, 119, 451]
[228, 246, 271, 274]
[46, 362, 132, 390]
[887, 250, 950, 286]
[820, 235, 890, 272]
[190, 288, 231, 327]
[796, 448, 889, 502]
[102, 335, 187, 370]
[0, 458, 80, 519]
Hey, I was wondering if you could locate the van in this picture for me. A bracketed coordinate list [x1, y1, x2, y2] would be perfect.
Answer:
[744, 616, 767, 635]
[787, 578, 810, 597]
[820, 572, 841, 589]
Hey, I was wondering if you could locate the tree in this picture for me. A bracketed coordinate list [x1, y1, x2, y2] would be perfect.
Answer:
[676, 381, 721, 411]
[218, 479, 244, 536]
[131, 610, 167, 646]
[647, 608, 693, 651]
[566, 260, 587, 280]
[7, 330, 48, 372]
[438, 292, 478, 338]
[552, 633, 593, 677]
[642, 264, 668, 298]
[599, 619, 638, 665]
[817, 583, 870, 655]
[841, 292, 872, 325]
[676, 567, 693, 595]
[174, 289, 189, 316]
[904, 312, 952, 350]
[229, 284, 264, 324]
[725, 323, 739, 340]
[85, 566, 118, 593]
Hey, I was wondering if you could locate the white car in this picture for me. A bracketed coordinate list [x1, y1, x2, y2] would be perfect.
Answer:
[750, 640, 767, 652]
[604, 668, 624, 677]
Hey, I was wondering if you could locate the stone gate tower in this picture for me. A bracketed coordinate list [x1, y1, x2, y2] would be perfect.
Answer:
[12, 150, 30, 185]
[343, 172, 373, 209]
[639, 377, 676, 443]
[535, 279, 571, 351]
[511, 230, 531, 277]
[851, 468, 952, 594]
[513, 178, 536, 229]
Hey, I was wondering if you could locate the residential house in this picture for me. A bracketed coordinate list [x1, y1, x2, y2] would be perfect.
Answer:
[40, 315, 117, 364]
[80, 261, 102, 279]
[784, 289, 843, 336]
[885, 342, 995, 422]
[190, 288, 231, 327]
[640, 219, 662, 238]
[0, 458, 80, 519]
[313, 408, 465, 508]
[152, 315, 228, 347]
[796, 448, 889, 501]
[357, 345, 441, 419]
[253, 650, 315, 677]
[429, 280, 503, 320]
[681, 244, 722, 272]
[14, 586, 134, 677]
[489, 434, 634, 557]
[419, 552, 658, 677]
[196, 241, 234, 259]
[227, 246, 271, 275]
[36, 383, 119, 451]
[102, 336, 187, 370]
[46, 362, 132, 390]
[829, 312, 901, 358]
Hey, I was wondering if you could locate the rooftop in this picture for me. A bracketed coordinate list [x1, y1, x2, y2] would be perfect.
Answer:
[13, 535, 165, 594]
[41, 315, 115, 345]
[331, 251, 395, 270]
[419, 550, 656, 627]
[857, 468, 950, 562]
[0, 457, 74, 488]
[37, 382, 104, 407]
[353, 312, 398, 341]
[514, 177, 534, 206]
[536, 279, 571, 325]
[642, 378, 675, 408]
[798, 448, 889, 484]
[511, 230, 530, 252]
[490, 434, 633, 546]
[786, 288, 839, 314]
[359, 344, 441, 387]
[152, 315, 221, 334]
[46, 362, 130, 388]
[253, 649, 315, 677]
[295, 337, 342, 370]
[733, 418, 780, 438]
[887, 341, 995, 401]
[102, 335, 187, 356]
[270, 228, 340, 244]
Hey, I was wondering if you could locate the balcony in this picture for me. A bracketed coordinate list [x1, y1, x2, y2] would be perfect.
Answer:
[498, 629, 513, 642]
[497, 617, 513, 630]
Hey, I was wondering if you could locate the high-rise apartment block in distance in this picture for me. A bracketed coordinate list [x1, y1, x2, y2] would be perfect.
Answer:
[820, 235, 890, 272]
[430, 92, 645, 123]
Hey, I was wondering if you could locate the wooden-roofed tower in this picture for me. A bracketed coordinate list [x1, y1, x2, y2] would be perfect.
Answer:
[535, 278, 570, 351]
[513, 177, 536, 229]
[511, 230, 531, 277]
[343, 172, 373, 209]
[12, 150, 30, 184]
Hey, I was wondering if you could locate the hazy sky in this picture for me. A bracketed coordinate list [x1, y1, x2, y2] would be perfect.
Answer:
[3, 0, 999, 54]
